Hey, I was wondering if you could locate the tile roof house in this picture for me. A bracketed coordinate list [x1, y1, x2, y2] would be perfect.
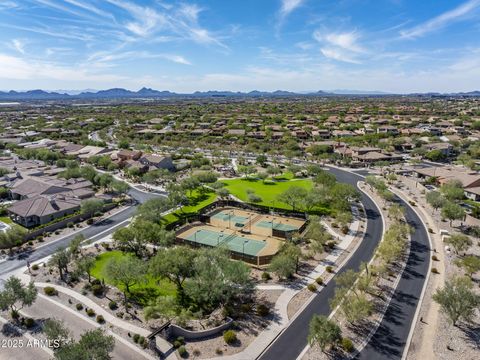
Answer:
[7, 176, 96, 227]
[139, 154, 175, 171]
[8, 194, 81, 228]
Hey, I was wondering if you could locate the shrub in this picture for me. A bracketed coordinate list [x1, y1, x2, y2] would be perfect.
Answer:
[133, 334, 140, 343]
[326, 266, 334, 273]
[428, 228, 434, 234]
[116, 311, 124, 318]
[261, 272, 271, 281]
[193, 349, 201, 357]
[92, 284, 104, 296]
[341, 337, 354, 352]
[76, 303, 83, 311]
[86, 308, 96, 317]
[315, 277, 323, 285]
[178, 345, 187, 358]
[67, 222, 74, 228]
[431, 268, 439, 274]
[37, 236, 44, 242]
[11, 310, 19, 319]
[307, 283, 317, 292]
[223, 330, 237, 345]
[215, 348, 223, 355]
[326, 241, 336, 250]
[240, 303, 252, 313]
[341, 225, 349, 234]
[96, 315, 105, 324]
[44, 287, 58, 296]
[31, 264, 39, 271]
[138, 336, 145, 344]
[87, 218, 94, 225]
[256, 304, 270, 317]
[109, 301, 117, 310]
[432, 255, 439, 261]
[24, 318, 35, 328]
[331, 222, 338, 228]
[409, 201, 416, 206]
[91, 279, 101, 286]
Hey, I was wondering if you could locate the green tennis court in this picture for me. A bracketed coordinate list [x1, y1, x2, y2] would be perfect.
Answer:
[211, 211, 249, 225]
[255, 220, 299, 232]
[185, 229, 266, 256]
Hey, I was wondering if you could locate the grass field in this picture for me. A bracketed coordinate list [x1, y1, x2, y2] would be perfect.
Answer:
[91, 250, 176, 306]
[162, 188, 217, 225]
[0, 216, 13, 224]
[222, 177, 321, 211]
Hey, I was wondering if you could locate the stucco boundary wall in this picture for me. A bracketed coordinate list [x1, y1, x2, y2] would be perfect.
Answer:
[167, 317, 233, 340]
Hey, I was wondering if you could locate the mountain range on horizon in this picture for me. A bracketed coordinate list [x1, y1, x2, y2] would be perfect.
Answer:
[1, 87, 480, 100]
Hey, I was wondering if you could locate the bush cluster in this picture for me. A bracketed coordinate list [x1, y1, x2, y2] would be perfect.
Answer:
[44, 286, 58, 296]
[223, 330, 237, 345]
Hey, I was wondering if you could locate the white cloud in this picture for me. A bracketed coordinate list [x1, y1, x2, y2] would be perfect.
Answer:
[313, 30, 365, 63]
[0, 1, 18, 10]
[63, 0, 114, 19]
[279, 0, 304, 17]
[86, 50, 191, 66]
[276, 0, 305, 30]
[400, 0, 480, 38]
[320, 47, 361, 64]
[0, 53, 124, 82]
[10, 39, 25, 54]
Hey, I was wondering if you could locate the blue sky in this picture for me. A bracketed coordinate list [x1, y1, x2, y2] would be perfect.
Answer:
[0, 0, 480, 92]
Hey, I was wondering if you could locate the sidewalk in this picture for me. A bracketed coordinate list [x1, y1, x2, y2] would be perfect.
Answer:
[34, 282, 176, 359]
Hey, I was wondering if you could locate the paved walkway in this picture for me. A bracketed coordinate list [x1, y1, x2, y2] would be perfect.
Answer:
[205, 205, 363, 360]
[34, 282, 176, 360]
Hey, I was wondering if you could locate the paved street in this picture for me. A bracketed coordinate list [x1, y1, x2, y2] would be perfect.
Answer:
[0, 187, 163, 277]
[259, 166, 430, 360]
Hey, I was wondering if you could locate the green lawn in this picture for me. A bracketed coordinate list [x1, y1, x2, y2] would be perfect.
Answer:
[162, 188, 217, 225]
[222, 177, 317, 211]
[0, 216, 13, 224]
[91, 251, 176, 306]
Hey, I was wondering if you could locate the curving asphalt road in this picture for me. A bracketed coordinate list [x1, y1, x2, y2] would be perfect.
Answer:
[259, 167, 430, 360]
[0, 188, 164, 277]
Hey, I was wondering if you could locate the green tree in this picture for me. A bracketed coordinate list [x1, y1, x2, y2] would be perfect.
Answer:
[455, 256, 480, 278]
[426, 191, 446, 212]
[136, 197, 171, 223]
[43, 318, 71, 346]
[440, 180, 465, 202]
[77, 256, 96, 283]
[80, 199, 104, 217]
[268, 253, 297, 280]
[105, 255, 146, 304]
[388, 204, 405, 221]
[0, 276, 37, 318]
[149, 247, 195, 304]
[441, 202, 465, 226]
[54, 329, 115, 360]
[444, 233, 472, 255]
[69, 234, 84, 259]
[0, 225, 28, 254]
[48, 247, 71, 280]
[307, 315, 342, 352]
[185, 248, 253, 312]
[277, 186, 308, 211]
[256, 154, 268, 166]
[432, 276, 480, 326]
